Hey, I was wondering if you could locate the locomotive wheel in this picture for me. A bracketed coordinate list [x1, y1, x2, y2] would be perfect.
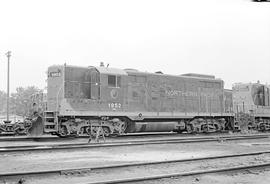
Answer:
[15, 128, 26, 135]
[113, 119, 127, 134]
[102, 127, 111, 137]
[186, 124, 194, 133]
[202, 125, 209, 133]
[120, 121, 127, 133]
[90, 126, 99, 137]
[247, 122, 253, 130]
[214, 124, 221, 132]
[259, 123, 266, 131]
[59, 126, 68, 137]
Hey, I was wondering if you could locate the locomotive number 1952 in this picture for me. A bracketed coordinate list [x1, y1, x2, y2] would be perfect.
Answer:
[108, 103, 122, 109]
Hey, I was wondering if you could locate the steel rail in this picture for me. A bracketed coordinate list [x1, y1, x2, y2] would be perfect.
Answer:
[88, 162, 270, 184]
[0, 136, 65, 142]
[0, 150, 270, 181]
[0, 132, 268, 142]
[0, 134, 268, 153]
[0, 133, 214, 141]
[0, 132, 182, 140]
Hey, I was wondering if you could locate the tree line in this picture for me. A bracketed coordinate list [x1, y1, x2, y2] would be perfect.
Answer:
[0, 86, 42, 117]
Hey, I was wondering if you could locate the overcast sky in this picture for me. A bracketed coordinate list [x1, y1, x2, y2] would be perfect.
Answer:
[0, 0, 269, 92]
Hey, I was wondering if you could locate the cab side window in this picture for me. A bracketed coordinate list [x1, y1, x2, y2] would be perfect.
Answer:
[108, 75, 121, 87]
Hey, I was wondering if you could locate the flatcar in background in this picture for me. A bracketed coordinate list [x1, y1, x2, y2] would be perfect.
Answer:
[0, 115, 31, 135]
[0, 92, 46, 135]
[29, 63, 239, 137]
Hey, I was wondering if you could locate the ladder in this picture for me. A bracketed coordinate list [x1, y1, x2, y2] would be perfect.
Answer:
[43, 111, 58, 133]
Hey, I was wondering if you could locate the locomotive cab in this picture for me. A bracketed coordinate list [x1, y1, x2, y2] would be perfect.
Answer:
[44, 64, 128, 135]
[47, 65, 103, 113]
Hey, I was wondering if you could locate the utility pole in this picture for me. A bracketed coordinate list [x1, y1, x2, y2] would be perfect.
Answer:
[4, 51, 11, 124]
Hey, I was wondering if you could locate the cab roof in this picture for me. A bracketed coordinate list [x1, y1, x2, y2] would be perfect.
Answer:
[95, 66, 128, 75]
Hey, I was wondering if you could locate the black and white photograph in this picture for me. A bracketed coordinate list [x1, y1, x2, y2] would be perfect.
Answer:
[0, 0, 270, 183]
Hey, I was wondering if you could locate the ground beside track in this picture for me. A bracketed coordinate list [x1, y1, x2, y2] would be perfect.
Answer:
[134, 168, 270, 184]
[3, 155, 270, 184]
[0, 137, 270, 184]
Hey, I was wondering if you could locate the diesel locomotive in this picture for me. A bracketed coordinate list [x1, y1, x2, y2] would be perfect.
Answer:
[26, 63, 270, 137]
[31, 63, 237, 137]
[233, 82, 270, 131]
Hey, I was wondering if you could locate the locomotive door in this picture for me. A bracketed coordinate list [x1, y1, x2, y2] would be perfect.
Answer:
[90, 69, 100, 100]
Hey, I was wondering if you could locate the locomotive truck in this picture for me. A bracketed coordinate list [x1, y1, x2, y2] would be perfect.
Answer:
[32, 63, 239, 137]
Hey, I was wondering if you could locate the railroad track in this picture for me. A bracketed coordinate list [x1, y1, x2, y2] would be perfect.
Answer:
[0, 134, 268, 153]
[1, 150, 270, 184]
[0, 135, 66, 142]
[0, 132, 216, 141]
[0, 132, 203, 142]
[0, 131, 261, 142]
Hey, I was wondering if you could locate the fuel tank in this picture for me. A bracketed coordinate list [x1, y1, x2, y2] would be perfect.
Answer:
[134, 121, 178, 132]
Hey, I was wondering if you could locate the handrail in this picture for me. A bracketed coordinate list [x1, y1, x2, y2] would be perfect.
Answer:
[56, 85, 63, 113]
